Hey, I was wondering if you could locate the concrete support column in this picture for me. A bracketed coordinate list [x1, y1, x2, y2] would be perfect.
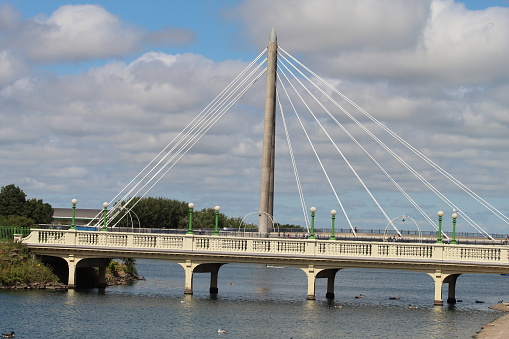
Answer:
[444, 274, 461, 304]
[179, 260, 198, 295]
[427, 270, 461, 305]
[326, 275, 336, 299]
[302, 265, 318, 300]
[318, 268, 340, 299]
[428, 270, 444, 305]
[306, 273, 316, 300]
[258, 28, 277, 236]
[210, 268, 219, 294]
[66, 255, 77, 288]
[301, 267, 340, 300]
[97, 266, 107, 287]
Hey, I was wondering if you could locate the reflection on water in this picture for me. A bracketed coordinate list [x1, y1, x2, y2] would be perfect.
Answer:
[1, 260, 507, 338]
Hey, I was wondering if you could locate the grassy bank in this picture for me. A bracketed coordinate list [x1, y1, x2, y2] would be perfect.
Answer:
[0, 241, 61, 288]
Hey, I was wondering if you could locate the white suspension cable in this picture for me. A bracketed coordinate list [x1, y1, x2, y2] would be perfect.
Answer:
[279, 47, 498, 239]
[276, 90, 311, 231]
[277, 51, 444, 237]
[106, 67, 267, 226]
[276, 69, 355, 234]
[98, 51, 268, 227]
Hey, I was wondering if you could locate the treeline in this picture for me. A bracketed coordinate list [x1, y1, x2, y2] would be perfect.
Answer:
[0, 184, 53, 227]
[112, 197, 251, 230]
[0, 184, 303, 230]
[111, 197, 304, 230]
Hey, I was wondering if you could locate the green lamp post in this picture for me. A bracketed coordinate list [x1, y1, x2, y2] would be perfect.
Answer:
[101, 202, 109, 232]
[213, 205, 220, 236]
[329, 209, 336, 240]
[309, 207, 316, 239]
[451, 212, 458, 244]
[187, 203, 195, 234]
[436, 210, 444, 243]
[70, 199, 78, 230]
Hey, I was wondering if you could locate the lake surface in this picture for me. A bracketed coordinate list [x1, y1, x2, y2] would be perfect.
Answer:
[1, 259, 508, 338]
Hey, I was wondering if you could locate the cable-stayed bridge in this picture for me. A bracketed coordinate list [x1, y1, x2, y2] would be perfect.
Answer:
[20, 29, 509, 305]
[88, 28, 506, 241]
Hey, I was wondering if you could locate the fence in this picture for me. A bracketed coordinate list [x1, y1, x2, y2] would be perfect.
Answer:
[0, 226, 32, 242]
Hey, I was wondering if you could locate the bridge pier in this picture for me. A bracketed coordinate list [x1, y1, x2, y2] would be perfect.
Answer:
[302, 266, 340, 300]
[65, 255, 78, 288]
[179, 261, 224, 295]
[427, 270, 461, 305]
[444, 274, 461, 304]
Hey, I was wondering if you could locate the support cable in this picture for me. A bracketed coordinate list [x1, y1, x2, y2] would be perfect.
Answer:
[276, 89, 310, 231]
[277, 69, 356, 234]
[279, 47, 498, 239]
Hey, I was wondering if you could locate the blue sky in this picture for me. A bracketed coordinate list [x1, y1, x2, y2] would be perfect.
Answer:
[1, 0, 509, 235]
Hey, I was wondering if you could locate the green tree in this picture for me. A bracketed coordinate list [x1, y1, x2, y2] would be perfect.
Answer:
[0, 215, 34, 228]
[0, 184, 26, 216]
[193, 207, 227, 229]
[0, 184, 53, 225]
[111, 197, 188, 229]
[24, 198, 53, 224]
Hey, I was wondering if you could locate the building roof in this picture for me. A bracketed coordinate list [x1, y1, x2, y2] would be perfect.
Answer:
[53, 208, 102, 220]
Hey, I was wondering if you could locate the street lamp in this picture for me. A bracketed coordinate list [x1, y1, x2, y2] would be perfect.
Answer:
[329, 210, 337, 240]
[451, 213, 458, 244]
[70, 199, 78, 230]
[187, 203, 195, 234]
[309, 207, 316, 239]
[101, 202, 109, 232]
[436, 211, 444, 243]
[213, 205, 220, 236]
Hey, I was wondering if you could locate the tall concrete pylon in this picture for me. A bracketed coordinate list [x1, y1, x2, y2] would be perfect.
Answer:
[259, 28, 277, 236]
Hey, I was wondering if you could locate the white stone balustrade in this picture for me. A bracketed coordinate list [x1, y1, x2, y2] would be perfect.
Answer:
[22, 229, 509, 264]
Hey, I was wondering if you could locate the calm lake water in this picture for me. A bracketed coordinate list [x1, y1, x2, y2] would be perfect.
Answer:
[1, 259, 508, 338]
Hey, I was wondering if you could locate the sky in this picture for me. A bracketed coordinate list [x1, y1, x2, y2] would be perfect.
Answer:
[1, 0, 509, 234]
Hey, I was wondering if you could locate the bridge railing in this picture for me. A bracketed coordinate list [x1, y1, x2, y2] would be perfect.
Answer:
[22, 229, 509, 264]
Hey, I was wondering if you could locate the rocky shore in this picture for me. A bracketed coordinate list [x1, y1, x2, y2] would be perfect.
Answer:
[474, 303, 509, 338]
[0, 281, 67, 290]
[1, 242, 142, 290]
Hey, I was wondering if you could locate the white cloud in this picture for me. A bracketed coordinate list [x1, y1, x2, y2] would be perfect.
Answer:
[0, 1, 508, 233]
[0, 4, 195, 64]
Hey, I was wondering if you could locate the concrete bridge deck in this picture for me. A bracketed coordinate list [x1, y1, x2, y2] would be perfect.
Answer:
[20, 229, 509, 304]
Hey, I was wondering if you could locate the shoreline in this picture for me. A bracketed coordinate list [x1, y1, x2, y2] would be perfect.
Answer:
[474, 303, 509, 338]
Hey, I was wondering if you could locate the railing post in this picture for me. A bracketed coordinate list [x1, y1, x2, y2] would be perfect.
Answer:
[65, 229, 77, 245]
[305, 239, 317, 255]
[126, 233, 134, 247]
[371, 243, 379, 257]
[183, 234, 194, 251]
[500, 247, 509, 263]
[432, 243, 444, 260]
[246, 238, 254, 253]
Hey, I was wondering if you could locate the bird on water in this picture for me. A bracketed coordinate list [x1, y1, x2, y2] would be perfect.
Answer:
[2, 332, 15, 338]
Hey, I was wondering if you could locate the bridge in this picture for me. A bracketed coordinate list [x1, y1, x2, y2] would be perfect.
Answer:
[19, 228, 509, 305]
[18, 28, 509, 306]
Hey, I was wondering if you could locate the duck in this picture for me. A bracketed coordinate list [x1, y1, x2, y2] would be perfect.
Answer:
[409, 305, 418, 309]
[334, 305, 343, 309]
[389, 297, 400, 300]
[218, 329, 228, 334]
[475, 300, 485, 303]
[2, 332, 15, 338]
[355, 294, 365, 298]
